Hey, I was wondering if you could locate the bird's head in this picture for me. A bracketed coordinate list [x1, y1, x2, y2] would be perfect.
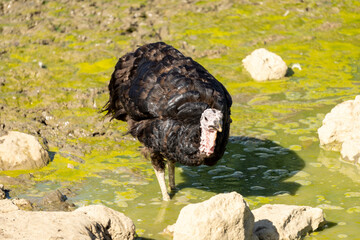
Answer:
[200, 108, 223, 132]
[199, 108, 223, 157]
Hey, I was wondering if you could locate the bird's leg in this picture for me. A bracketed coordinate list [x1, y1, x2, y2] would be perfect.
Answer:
[151, 152, 170, 201]
[168, 161, 176, 190]
[153, 167, 170, 201]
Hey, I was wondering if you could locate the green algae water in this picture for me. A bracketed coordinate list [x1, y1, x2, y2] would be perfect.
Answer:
[1, 0, 360, 239]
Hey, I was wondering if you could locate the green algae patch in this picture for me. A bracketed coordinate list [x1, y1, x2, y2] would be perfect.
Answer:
[76, 58, 116, 74]
[0, 135, 147, 188]
[345, 192, 360, 198]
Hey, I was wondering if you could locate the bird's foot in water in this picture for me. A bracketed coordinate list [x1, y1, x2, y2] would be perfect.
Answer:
[162, 192, 170, 201]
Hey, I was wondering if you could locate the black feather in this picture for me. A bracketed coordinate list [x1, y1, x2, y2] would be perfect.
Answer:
[103, 42, 232, 170]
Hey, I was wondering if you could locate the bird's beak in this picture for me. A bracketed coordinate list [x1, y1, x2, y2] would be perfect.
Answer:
[214, 121, 222, 132]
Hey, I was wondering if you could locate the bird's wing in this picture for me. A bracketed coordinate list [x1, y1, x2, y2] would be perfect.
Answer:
[127, 55, 231, 123]
[106, 42, 232, 123]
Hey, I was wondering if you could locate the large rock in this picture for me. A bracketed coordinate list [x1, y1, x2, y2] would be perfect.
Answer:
[0, 131, 50, 170]
[166, 193, 326, 240]
[242, 48, 288, 81]
[172, 192, 256, 240]
[0, 199, 136, 240]
[252, 204, 325, 240]
[318, 95, 360, 163]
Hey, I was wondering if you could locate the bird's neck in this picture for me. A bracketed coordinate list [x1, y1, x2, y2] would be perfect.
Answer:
[199, 127, 217, 157]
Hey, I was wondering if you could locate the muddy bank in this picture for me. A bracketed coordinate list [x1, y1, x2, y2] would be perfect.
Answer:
[1, 183, 75, 211]
[0, 0, 231, 155]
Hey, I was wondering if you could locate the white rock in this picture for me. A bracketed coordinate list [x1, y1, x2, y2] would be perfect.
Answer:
[242, 48, 288, 81]
[75, 205, 136, 240]
[341, 140, 360, 164]
[0, 199, 19, 213]
[0, 131, 50, 170]
[168, 193, 327, 240]
[172, 192, 256, 240]
[318, 96, 360, 163]
[0, 200, 136, 240]
[252, 204, 325, 240]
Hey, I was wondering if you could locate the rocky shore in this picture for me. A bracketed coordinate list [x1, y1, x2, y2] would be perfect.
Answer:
[1, 187, 325, 240]
[0, 199, 136, 240]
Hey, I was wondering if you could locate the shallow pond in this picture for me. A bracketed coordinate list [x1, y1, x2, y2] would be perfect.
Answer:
[1, 0, 360, 239]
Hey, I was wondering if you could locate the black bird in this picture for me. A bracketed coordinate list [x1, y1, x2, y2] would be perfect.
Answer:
[103, 42, 232, 200]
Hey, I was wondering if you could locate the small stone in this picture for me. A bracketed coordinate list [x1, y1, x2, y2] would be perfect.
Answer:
[42, 190, 67, 205]
[0, 131, 50, 170]
[242, 48, 288, 81]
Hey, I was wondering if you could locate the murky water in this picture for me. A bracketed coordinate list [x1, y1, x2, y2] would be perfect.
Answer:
[1, 0, 360, 239]
[69, 110, 360, 240]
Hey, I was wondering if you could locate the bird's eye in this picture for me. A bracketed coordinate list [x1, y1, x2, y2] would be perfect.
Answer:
[204, 117, 208, 121]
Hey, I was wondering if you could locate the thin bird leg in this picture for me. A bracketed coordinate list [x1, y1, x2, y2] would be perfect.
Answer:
[168, 161, 176, 190]
[153, 167, 170, 201]
[150, 152, 170, 201]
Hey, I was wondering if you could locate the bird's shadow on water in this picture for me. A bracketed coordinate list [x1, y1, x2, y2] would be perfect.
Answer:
[176, 136, 305, 197]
